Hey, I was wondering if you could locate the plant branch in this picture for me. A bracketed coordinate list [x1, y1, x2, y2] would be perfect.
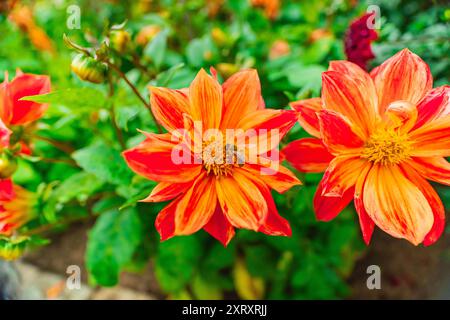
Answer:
[107, 72, 126, 149]
[106, 61, 163, 133]
[33, 135, 75, 154]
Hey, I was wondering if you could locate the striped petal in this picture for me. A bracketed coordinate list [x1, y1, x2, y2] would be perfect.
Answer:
[410, 116, 450, 157]
[314, 182, 354, 221]
[290, 97, 322, 138]
[317, 110, 364, 155]
[149, 86, 190, 131]
[203, 205, 235, 247]
[122, 132, 202, 183]
[141, 181, 192, 202]
[407, 157, 450, 186]
[282, 138, 333, 173]
[221, 69, 262, 129]
[237, 109, 297, 156]
[321, 156, 369, 197]
[370, 49, 433, 113]
[242, 162, 301, 193]
[189, 69, 222, 129]
[400, 163, 445, 246]
[155, 199, 177, 241]
[323, 60, 378, 135]
[414, 85, 450, 129]
[354, 162, 375, 245]
[362, 164, 434, 245]
[216, 169, 268, 231]
[174, 173, 217, 235]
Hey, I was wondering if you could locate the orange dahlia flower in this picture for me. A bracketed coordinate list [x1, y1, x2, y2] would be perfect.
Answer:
[0, 70, 50, 152]
[251, 0, 280, 20]
[123, 68, 301, 246]
[283, 49, 449, 246]
[0, 179, 35, 236]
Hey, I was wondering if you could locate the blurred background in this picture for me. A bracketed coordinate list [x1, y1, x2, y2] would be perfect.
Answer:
[0, 0, 449, 300]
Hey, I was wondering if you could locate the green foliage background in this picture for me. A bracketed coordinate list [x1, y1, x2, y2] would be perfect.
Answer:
[0, 0, 448, 299]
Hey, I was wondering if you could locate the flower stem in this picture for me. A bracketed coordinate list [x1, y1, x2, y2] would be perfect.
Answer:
[106, 61, 163, 133]
[107, 72, 126, 149]
[33, 135, 75, 154]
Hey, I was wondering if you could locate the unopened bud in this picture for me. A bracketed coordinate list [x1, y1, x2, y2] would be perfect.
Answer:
[110, 30, 131, 54]
[0, 153, 17, 179]
[71, 54, 108, 84]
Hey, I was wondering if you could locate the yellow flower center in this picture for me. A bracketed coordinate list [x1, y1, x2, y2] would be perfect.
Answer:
[202, 137, 243, 177]
[362, 128, 412, 165]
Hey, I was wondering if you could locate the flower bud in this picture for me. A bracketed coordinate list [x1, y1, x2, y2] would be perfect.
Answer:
[136, 25, 161, 47]
[0, 153, 17, 179]
[109, 30, 131, 54]
[71, 54, 108, 84]
[211, 27, 228, 46]
[216, 63, 239, 79]
[0, 236, 28, 260]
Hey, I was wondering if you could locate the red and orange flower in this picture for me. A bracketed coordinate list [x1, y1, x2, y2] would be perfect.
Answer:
[0, 179, 36, 236]
[283, 49, 449, 245]
[0, 70, 50, 155]
[123, 68, 301, 246]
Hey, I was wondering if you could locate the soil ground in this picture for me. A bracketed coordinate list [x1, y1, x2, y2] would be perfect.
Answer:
[23, 221, 450, 299]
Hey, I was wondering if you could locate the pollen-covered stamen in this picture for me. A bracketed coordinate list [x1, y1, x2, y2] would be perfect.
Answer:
[362, 128, 412, 165]
[202, 137, 244, 177]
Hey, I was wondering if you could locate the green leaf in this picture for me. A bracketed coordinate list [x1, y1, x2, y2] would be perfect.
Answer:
[144, 30, 167, 69]
[50, 172, 104, 204]
[21, 87, 107, 112]
[72, 143, 133, 186]
[155, 236, 202, 293]
[86, 207, 142, 286]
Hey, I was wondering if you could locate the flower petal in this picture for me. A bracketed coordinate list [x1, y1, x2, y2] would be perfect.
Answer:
[317, 110, 364, 155]
[203, 205, 235, 247]
[237, 169, 291, 236]
[354, 162, 375, 244]
[314, 181, 354, 221]
[363, 164, 434, 245]
[414, 85, 450, 129]
[407, 157, 450, 186]
[220, 69, 262, 129]
[282, 138, 333, 173]
[216, 169, 268, 230]
[321, 156, 369, 196]
[189, 68, 222, 129]
[8, 72, 51, 125]
[141, 181, 192, 202]
[0, 118, 11, 148]
[258, 187, 292, 237]
[400, 163, 445, 246]
[122, 132, 202, 183]
[241, 161, 301, 193]
[409, 116, 450, 157]
[155, 200, 177, 241]
[0, 179, 14, 200]
[174, 173, 217, 235]
[370, 49, 433, 113]
[237, 109, 297, 156]
[324, 60, 378, 134]
[149, 86, 190, 131]
[290, 97, 322, 138]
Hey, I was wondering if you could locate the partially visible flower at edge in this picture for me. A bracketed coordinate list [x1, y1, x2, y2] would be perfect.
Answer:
[251, 0, 280, 20]
[8, 4, 55, 54]
[283, 48, 449, 246]
[123, 68, 301, 246]
[0, 179, 37, 236]
[0, 70, 51, 155]
[344, 12, 378, 70]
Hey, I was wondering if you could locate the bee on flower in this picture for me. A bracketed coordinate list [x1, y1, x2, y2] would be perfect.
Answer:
[283, 49, 449, 246]
[123, 68, 301, 246]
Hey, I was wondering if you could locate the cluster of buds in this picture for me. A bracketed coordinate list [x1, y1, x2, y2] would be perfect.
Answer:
[67, 21, 163, 84]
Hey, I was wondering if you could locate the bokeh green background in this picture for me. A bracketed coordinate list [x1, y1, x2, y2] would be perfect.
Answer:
[0, 0, 448, 299]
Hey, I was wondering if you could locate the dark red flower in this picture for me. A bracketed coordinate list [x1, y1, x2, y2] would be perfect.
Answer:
[344, 13, 378, 70]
